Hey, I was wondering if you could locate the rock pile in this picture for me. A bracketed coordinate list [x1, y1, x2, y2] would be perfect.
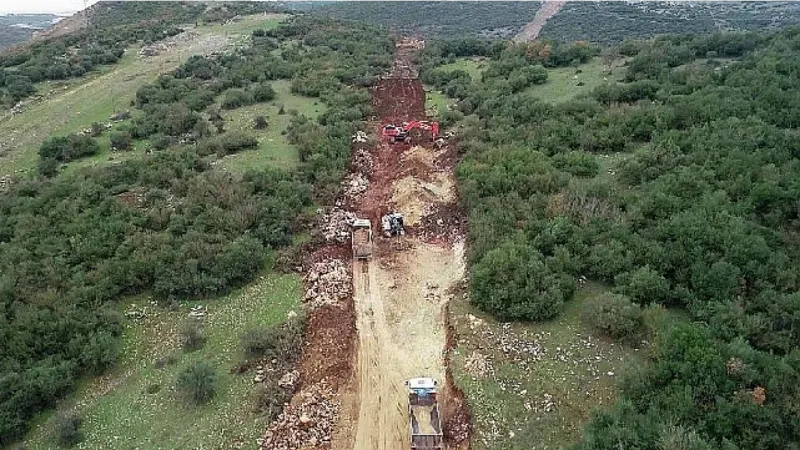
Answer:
[188, 305, 206, 318]
[303, 259, 351, 310]
[278, 370, 300, 392]
[352, 147, 374, 175]
[318, 207, 356, 243]
[464, 350, 493, 378]
[258, 382, 339, 450]
[343, 173, 369, 199]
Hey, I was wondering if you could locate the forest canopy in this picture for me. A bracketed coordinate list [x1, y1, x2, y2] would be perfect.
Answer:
[0, 14, 391, 444]
[422, 27, 800, 450]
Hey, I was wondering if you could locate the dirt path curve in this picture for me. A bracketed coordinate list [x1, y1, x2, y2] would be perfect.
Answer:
[514, 1, 567, 42]
[335, 41, 469, 450]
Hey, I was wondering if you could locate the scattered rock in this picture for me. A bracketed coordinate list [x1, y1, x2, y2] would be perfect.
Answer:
[259, 381, 339, 450]
[464, 351, 493, 378]
[303, 259, 351, 309]
[278, 370, 300, 392]
[317, 207, 356, 244]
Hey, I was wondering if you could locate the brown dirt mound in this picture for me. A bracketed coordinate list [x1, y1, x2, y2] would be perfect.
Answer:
[391, 174, 455, 226]
[370, 79, 425, 122]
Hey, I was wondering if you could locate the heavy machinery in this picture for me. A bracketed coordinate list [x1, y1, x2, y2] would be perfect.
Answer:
[382, 121, 439, 144]
[405, 378, 443, 450]
[351, 218, 373, 259]
[381, 212, 405, 238]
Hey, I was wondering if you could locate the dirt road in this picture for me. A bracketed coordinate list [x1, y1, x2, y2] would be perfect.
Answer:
[261, 39, 470, 450]
[345, 42, 468, 450]
[514, 1, 567, 41]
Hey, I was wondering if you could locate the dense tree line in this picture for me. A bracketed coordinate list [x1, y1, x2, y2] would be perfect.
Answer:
[427, 29, 800, 448]
[540, 1, 800, 45]
[2, 15, 391, 444]
[313, 1, 542, 39]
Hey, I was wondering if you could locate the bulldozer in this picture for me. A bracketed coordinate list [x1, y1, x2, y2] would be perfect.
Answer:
[381, 212, 405, 238]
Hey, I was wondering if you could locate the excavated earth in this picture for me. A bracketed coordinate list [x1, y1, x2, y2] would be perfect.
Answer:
[261, 40, 471, 450]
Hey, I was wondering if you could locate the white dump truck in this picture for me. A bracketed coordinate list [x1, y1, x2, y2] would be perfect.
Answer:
[351, 218, 373, 259]
[405, 377, 443, 450]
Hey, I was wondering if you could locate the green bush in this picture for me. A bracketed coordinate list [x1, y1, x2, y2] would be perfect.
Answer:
[614, 266, 671, 304]
[583, 293, 644, 341]
[240, 315, 304, 364]
[176, 361, 217, 405]
[38, 156, 59, 177]
[252, 82, 276, 102]
[109, 130, 133, 151]
[39, 134, 100, 162]
[179, 319, 207, 352]
[53, 412, 82, 448]
[222, 89, 255, 110]
[254, 115, 268, 130]
[470, 241, 574, 321]
[150, 133, 172, 150]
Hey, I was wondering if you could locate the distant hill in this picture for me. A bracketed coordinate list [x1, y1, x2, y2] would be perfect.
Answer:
[312, 1, 800, 43]
[0, 14, 62, 50]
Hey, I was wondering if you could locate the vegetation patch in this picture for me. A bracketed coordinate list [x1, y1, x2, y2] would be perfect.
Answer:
[1, 14, 392, 444]
[17, 274, 299, 450]
[216, 79, 324, 173]
[432, 29, 800, 450]
[450, 282, 643, 450]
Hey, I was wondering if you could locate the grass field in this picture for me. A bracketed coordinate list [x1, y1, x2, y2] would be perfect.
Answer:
[525, 57, 627, 103]
[425, 87, 453, 118]
[15, 272, 300, 450]
[450, 282, 641, 450]
[216, 79, 324, 173]
[0, 14, 285, 178]
[437, 57, 487, 81]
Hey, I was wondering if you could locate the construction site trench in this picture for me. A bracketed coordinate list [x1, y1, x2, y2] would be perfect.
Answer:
[259, 40, 471, 450]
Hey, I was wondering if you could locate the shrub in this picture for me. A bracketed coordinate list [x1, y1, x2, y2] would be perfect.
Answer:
[240, 315, 304, 364]
[220, 132, 259, 155]
[150, 133, 172, 150]
[222, 89, 255, 109]
[39, 134, 100, 162]
[252, 82, 276, 102]
[583, 293, 644, 342]
[254, 115, 268, 130]
[176, 361, 217, 405]
[252, 381, 291, 420]
[38, 157, 59, 177]
[53, 412, 82, 447]
[90, 122, 105, 137]
[154, 353, 178, 369]
[80, 331, 120, 375]
[109, 130, 133, 151]
[179, 319, 207, 352]
[470, 241, 574, 321]
[614, 266, 671, 304]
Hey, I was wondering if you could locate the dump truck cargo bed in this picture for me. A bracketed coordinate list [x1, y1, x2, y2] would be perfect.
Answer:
[410, 403, 442, 449]
[407, 378, 443, 450]
[351, 219, 373, 259]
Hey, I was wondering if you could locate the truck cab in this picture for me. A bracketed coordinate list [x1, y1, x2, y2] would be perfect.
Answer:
[405, 377, 443, 450]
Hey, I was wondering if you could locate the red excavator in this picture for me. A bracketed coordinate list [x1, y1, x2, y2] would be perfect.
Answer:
[382, 121, 439, 144]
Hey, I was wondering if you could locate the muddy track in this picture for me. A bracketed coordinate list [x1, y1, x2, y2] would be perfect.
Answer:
[262, 40, 470, 450]
[514, 1, 567, 42]
[342, 43, 470, 450]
